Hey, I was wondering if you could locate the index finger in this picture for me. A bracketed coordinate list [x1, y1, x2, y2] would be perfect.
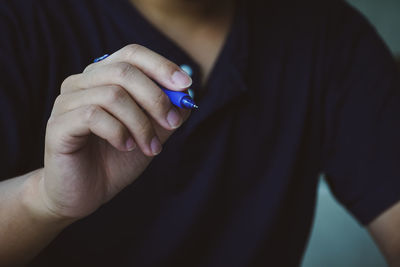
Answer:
[85, 44, 192, 91]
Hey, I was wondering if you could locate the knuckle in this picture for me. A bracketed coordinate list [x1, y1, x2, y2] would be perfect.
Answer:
[83, 105, 101, 124]
[51, 95, 65, 115]
[154, 58, 179, 81]
[160, 58, 176, 73]
[114, 62, 136, 81]
[136, 117, 153, 139]
[53, 95, 63, 107]
[153, 91, 170, 114]
[60, 74, 79, 93]
[113, 124, 127, 142]
[104, 85, 127, 105]
[123, 44, 143, 59]
[46, 115, 58, 130]
[83, 64, 95, 73]
[60, 78, 71, 94]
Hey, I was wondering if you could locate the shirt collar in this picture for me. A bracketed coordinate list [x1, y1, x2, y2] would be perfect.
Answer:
[184, 0, 250, 130]
[105, 0, 250, 129]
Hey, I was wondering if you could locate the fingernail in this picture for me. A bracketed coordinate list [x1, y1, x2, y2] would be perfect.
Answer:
[167, 108, 182, 129]
[126, 138, 136, 151]
[151, 136, 162, 155]
[171, 70, 192, 88]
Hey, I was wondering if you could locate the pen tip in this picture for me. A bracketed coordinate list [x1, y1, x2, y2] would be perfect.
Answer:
[181, 98, 199, 109]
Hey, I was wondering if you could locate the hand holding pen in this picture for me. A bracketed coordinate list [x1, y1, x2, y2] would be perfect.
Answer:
[35, 44, 194, 221]
[94, 54, 198, 109]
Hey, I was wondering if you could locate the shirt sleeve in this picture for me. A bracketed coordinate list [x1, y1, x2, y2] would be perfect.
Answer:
[0, 1, 45, 180]
[321, 1, 400, 225]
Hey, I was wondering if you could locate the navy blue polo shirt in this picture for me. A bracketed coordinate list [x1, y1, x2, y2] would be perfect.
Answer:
[1, 0, 400, 266]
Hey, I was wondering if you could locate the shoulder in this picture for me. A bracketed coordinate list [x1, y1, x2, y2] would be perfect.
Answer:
[245, 0, 384, 75]
[0, 0, 101, 14]
[246, 0, 369, 35]
[0, 0, 109, 63]
[0, 0, 104, 33]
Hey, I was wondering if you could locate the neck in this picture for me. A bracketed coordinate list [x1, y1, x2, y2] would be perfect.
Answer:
[130, 0, 233, 25]
[129, 0, 235, 85]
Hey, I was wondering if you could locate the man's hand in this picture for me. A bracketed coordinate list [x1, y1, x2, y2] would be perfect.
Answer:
[0, 44, 193, 266]
[35, 44, 192, 220]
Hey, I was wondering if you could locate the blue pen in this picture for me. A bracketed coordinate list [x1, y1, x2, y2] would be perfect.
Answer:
[94, 54, 199, 110]
[161, 89, 198, 109]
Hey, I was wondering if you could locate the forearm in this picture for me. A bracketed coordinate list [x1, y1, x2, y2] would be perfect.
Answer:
[0, 169, 73, 266]
[368, 201, 400, 267]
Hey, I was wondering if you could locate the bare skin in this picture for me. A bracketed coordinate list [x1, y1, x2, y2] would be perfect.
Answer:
[368, 201, 400, 266]
[131, 0, 234, 83]
[0, 0, 234, 265]
[1, 0, 400, 266]
[0, 44, 193, 266]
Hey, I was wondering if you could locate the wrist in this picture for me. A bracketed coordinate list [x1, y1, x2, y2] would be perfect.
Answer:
[20, 169, 76, 229]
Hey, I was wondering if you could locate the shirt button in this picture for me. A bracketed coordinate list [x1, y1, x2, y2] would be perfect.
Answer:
[180, 64, 193, 77]
[180, 64, 195, 99]
[188, 88, 195, 99]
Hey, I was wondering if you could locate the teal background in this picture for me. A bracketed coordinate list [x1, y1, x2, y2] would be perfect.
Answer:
[302, 1, 399, 266]
[346, 0, 400, 55]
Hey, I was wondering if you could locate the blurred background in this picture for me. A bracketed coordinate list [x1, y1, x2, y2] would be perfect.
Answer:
[302, 1, 400, 266]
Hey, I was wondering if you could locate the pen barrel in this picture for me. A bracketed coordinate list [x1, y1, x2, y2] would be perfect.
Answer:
[162, 88, 193, 109]
[92, 55, 198, 109]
